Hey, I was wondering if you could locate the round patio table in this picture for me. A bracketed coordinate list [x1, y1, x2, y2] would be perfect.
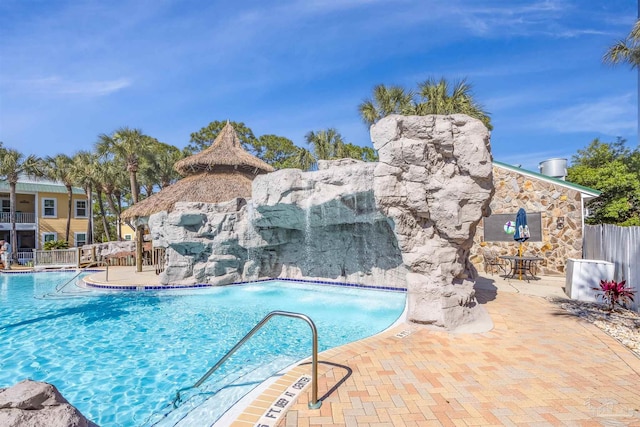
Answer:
[499, 255, 544, 282]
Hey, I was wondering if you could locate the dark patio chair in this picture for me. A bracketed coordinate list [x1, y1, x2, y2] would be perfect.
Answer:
[481, 248, 507, 275]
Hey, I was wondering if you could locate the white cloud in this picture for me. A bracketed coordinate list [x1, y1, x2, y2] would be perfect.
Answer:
[8, 77, 132, 97]
[495, 150, 572, 172]
[455, 0, 613, 39]
[539, 94, 637, 135]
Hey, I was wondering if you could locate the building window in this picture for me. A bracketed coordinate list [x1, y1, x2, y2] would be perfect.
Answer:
[124, 234, 132, 241]
[43, 232, 57, 245]
[75, 232, 87, 247]
[43, 199, 57, 218]
[75, 200, 87, 218]
[0, 199, 9, 222]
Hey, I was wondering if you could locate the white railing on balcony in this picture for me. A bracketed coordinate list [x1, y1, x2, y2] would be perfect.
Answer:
[17, 251, 34, 266]
[0, 212, 36, 223]
[33, 248, 80, 269]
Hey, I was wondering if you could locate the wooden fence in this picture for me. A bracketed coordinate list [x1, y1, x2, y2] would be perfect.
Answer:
[32, 245, 167, 273]
[583, 224, 639, 311]
[153, 247, 166, 275]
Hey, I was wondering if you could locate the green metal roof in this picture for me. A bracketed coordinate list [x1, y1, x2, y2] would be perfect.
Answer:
[0, 181, 85, 195]
[493, 160, 601, 197]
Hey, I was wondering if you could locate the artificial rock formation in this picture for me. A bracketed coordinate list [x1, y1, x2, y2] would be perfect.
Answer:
[371, 115, 494, 326]
[0, 380, 97, 427]
[150, 114, 494, 329]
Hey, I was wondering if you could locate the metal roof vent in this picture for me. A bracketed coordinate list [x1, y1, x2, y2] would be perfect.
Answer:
[538, 158, 567, 181]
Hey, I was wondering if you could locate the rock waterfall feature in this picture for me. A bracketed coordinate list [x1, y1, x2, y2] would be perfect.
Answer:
[150, 114, 494, 329]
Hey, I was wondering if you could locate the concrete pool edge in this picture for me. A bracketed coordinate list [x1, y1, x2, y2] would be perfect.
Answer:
[81, 270, 408, 292]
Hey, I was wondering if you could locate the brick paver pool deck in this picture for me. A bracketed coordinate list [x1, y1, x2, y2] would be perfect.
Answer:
[231, 280, 640, 426]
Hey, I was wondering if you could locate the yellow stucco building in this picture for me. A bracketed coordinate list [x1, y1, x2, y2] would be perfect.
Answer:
[0, 178, 89, 263]
[120, 222, 136, 241]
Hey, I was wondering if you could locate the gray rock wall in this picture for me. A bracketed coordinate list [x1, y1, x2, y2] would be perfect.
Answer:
[149, 114, 494, 329]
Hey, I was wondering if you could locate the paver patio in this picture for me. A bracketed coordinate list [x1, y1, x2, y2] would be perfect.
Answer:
[230, 278, 640, 427]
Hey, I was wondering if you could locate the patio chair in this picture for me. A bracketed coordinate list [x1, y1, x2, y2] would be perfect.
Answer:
[481, 248, 506, 276]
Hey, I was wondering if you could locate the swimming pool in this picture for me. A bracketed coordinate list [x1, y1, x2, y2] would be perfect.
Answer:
[0, 272, 406, 426]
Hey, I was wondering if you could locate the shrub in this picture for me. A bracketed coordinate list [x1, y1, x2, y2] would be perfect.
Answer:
[43, 240, 69, 250]
[593, 279, 636, 311]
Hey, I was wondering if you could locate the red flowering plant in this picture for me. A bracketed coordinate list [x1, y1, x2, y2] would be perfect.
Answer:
[593, 279, 635, 311]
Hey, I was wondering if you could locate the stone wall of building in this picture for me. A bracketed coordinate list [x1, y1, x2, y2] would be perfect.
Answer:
[471, 166, 584, 276]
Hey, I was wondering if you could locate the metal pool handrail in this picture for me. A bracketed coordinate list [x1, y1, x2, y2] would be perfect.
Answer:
[54, 261, 109, 293]
[174, 310, 322, 410]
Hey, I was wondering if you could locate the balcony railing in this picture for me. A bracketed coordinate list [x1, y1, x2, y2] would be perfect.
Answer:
[0, 212, 36, 224]
[17, 251, 34, 266]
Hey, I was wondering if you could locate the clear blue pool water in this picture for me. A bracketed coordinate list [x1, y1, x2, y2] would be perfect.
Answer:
[0, 272, 405, 427]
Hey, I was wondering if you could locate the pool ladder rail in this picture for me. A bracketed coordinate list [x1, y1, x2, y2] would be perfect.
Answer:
[173, 310, 322, 410]
[39, 261, 110, 298]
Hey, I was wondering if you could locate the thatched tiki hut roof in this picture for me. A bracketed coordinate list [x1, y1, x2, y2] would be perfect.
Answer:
[121, 122, 274, 220]
[174, 123, 274, 175]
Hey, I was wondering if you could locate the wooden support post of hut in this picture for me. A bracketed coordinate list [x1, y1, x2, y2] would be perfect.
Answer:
[135, 218, 143, 272]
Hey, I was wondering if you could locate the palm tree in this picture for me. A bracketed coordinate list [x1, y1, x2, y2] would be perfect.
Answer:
[95, 159, 127, 241]
[96, 127, 153, 204]
[358, 78, 492, 130]
[305, 128, 347, 163]
[604, 19, 640, 68]
[41, 154, 75, 243]
[138, 140, 183, 196]
[289, 148, 317, 171]
[342, 144, 379, 162]
[416, 78, 493, 130]
[0, 146, 39, 263]
[71, 151, 97, 245]
[358, 84, 415, 126]
[93, 160, 112, 242]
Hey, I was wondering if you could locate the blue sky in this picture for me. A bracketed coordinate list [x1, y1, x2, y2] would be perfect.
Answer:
[0, 0, 637, 172]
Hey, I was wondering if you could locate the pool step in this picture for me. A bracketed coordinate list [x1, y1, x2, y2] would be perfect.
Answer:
[142, 356, 297, 427]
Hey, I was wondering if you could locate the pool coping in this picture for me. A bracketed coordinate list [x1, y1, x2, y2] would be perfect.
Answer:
[1, 269, 407, 292]
[81, 274, 408, 292]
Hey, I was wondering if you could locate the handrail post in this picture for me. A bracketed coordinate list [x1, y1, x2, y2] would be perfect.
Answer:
[308, 315, 321, 409]
[181, 310, 322, 410]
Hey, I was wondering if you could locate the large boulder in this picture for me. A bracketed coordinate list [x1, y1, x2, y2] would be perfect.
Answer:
[372, 114, 494, 327]
[0, 380, 98, 427]
[149, 199, 250, 285]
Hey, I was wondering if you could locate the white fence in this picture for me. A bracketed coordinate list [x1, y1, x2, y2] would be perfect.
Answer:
[33, 248, 80, 269]
[583, 224, 639, 312]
